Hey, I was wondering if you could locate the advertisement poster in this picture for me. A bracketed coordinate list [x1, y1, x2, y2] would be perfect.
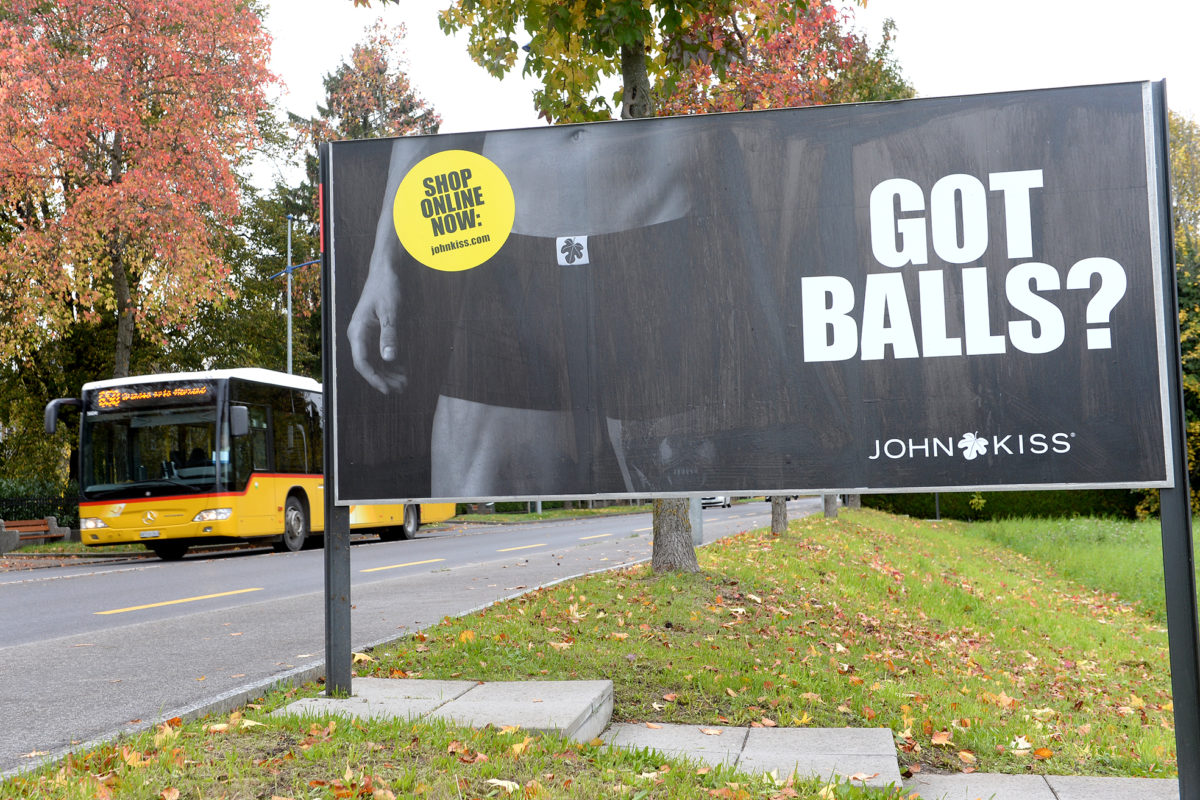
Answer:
[324, 82, 1173, 504]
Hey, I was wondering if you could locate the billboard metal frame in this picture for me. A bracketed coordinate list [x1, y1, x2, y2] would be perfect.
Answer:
[319, 82, 1200, 796]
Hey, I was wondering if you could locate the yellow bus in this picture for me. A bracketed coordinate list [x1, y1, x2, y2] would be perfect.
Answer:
[45, 368, 454, 560]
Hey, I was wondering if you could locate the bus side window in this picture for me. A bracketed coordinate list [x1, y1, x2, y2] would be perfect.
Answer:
[231, 404, 270, 489]
[249, 406, 269, 471]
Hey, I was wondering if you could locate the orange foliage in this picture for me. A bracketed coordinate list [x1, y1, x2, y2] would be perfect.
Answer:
[0, 0, 275, 370]
[658, 1, 854, 115]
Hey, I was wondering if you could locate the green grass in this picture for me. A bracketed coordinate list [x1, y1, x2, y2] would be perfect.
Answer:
[10, 540, 149, 555]
[453, 503, 656, 525]
[365, 510, 1177, 778]
[961, 515, 1180, 623]
[4, 509, 1182, 799]
[5, 690, 903, 799]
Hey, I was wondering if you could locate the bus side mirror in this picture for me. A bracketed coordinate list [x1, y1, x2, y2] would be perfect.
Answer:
[230, 405, 250, 437]
[44, 398, 81, 435]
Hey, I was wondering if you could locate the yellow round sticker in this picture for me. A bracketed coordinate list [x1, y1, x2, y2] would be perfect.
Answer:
[392, 150, 515, 272]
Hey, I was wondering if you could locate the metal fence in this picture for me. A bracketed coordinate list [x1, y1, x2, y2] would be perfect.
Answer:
[0, 497, 78, 528]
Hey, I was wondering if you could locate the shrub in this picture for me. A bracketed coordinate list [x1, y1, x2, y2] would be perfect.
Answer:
[862, 489, 1140, 521]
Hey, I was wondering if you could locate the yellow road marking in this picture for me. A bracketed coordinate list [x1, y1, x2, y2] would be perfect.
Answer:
[498, 543, 545, 552]
[95, 588, 263, 616]
[634, 527, 652, 532]
[579, 533, 612, 540]
[361, 558, 445, 574]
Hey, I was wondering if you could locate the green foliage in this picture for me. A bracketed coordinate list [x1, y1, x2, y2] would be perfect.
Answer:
[862, 490, 1141, 521]
[825, 18, 914, 104]
[1166, 111, 1200, 514]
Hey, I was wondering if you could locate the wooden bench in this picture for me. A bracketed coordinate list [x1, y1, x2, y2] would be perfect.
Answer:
[0, 517, 69, 554]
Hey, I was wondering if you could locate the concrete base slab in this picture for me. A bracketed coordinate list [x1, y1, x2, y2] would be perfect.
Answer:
[277, 678, 613, 743]
[738, 728, 902, 788]
[602, 723, 747, 767]
[278, 678, 476, 721]
[603, 724, 901, 787]
[1048, 775, 1179, 800]
[436, 680, 613, 742]
[905, 772, 1056, 800]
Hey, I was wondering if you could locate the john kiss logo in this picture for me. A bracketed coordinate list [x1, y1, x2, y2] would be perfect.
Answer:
[868, 431, 1074, 462]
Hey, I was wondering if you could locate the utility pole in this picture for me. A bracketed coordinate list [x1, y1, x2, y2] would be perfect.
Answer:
[286, 214, 293, 375]
[270, 216, 319, 376]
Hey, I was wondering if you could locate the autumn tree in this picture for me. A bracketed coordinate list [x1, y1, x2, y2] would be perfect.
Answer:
[0, 0, 274, 380]
[352, 0, 904, 570]
[1166, 110, 1200, 513]
[160, 22, 441, 382]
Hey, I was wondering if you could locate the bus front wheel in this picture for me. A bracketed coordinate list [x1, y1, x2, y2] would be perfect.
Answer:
[150, 542, 188, 561]
[276, 496, 308, 552]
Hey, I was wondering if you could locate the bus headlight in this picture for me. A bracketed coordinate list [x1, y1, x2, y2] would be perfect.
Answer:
[193, 508, 233, 522]
[80, 518, 108, 530]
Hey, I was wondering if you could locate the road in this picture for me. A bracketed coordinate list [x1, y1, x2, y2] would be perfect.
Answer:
[0, 498, 820, 776]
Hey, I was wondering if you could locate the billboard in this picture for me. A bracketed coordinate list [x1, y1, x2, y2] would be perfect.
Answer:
[324, 81, 1174, 504]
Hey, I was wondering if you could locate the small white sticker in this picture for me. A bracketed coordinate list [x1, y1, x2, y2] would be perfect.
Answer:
[557, 236, 589, 266]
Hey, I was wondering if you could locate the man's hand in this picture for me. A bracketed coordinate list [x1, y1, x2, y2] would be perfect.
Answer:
[347, 264, 409, 394]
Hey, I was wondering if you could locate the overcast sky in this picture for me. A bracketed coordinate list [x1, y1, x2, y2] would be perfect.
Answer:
[265, 0, 1200, 134]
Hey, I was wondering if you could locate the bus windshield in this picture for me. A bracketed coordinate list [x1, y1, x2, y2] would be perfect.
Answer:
[81, 405, 231, 499]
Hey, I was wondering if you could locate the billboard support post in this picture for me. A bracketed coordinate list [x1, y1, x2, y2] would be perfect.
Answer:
[319, 141, 353, 697]
[1154, 82, 1200, 798]
[323, 504, 352, 696]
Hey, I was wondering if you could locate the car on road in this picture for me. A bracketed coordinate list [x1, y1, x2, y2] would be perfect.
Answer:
[701, 496, 731, 508]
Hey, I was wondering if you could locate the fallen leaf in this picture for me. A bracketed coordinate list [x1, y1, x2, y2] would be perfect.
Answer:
[958, 750, 976, 764]
[663, 693, 678, 702]
[511, 736, 533, 756]
[122, 747, 150, 768]
[352, 652, 375, 664]
[1033, 747, 1054, 760]
[154, 724, 179, 747]
[847, 772, 879, 782]
[700, 728, 724, 736]
[931, 730, 952, 746]
[160, 790, 180, 800]
[645, 722, 662, 729]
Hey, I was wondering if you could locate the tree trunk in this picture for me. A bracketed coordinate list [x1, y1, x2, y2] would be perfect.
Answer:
[620, 40, 653, 120]
[652, 498, 700, 573]
[621, 33, 697, 573]
[110, 245, 135, 379]
[771, 496, 788, 534]
[108, 133, 134, 380]
[823, 493, 839, 519]
[846, 494, 861, 509]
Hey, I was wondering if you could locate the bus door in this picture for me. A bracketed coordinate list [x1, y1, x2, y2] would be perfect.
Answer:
[232, 402, 280, 536]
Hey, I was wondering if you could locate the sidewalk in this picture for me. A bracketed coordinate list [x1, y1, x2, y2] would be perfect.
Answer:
[280, 678, 1180, 800]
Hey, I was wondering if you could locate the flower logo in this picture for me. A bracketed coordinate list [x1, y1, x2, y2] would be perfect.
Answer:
[560, 237, 585, 264]
[958, 432, 988, 461]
